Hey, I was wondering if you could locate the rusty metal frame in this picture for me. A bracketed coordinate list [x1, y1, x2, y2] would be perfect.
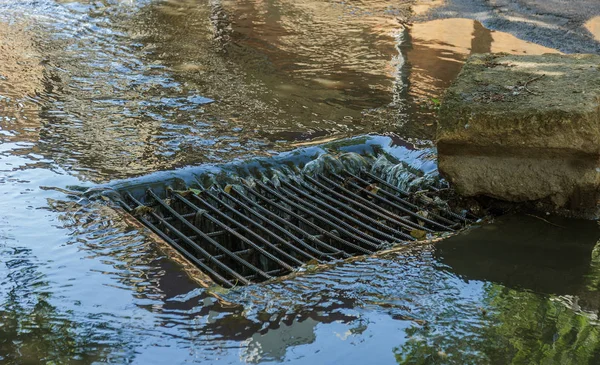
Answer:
[118, 170, 473, 288]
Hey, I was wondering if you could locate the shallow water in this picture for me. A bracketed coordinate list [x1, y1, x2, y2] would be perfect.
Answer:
[2, 0, 600, 364]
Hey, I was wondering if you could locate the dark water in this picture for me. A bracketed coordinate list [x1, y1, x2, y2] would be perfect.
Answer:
[2, 0, 600, 364]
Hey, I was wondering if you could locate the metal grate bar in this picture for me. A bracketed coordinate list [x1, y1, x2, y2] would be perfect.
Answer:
[229, 188, 357, 257]
[359, 171, 473, 223]
[188, 193, 302, 268]
[121, 167, 475, 286]
[143, 190, 268, 282]
[124, 193, 246, 287]
[322, 173, 455, 231]
[196, 189, 320, 263]
[299, 175, 424, 235]
[253, 180, 381, 249]
[169, 191, 294, 275]
[215, 188, 341, 260]
[276, 182, 398, 244]
[191, 248, 254, 263]
[280, 179, 414, 241]
[242, 186, 375, 254]
[145, 189, 271, 281]
[245, 268, 286, 281]
[339, 171, 460, 227]
[315, 173, 437, 232]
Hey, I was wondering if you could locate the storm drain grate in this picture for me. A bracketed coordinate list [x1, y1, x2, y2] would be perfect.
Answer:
[120, 169, 474, 287]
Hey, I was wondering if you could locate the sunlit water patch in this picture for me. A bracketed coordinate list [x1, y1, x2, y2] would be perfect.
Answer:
[585, 16, 600, 42]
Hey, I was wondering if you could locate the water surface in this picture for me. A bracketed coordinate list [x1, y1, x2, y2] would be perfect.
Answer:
[2, 0, 600, 364]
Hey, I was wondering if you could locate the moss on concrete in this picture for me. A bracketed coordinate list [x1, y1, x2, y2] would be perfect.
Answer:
[437, 53, 600, 216]
[438, 53, 600, 154]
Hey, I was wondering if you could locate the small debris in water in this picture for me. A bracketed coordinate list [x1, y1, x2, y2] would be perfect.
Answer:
[132, 205, 154, 217]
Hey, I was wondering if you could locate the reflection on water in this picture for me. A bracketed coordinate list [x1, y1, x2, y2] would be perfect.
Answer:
[4, 177, 600, 363]
[2, 0, 600, 363]
[0, 0, 564, 182]
[401, 17, 560, 136]
[395, 215, 600, 364]
[0, 21, 44, 146]
[437, 215, 599, 295]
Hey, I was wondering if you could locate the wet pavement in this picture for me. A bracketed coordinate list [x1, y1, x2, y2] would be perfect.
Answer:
[419, 0, 600, 53]
[2, 0, 600, 363]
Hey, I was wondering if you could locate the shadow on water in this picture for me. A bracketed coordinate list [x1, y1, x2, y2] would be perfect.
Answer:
[394, 215, 600, 365]
[437, 214, 600, 296]
[417, 0, 600, 54]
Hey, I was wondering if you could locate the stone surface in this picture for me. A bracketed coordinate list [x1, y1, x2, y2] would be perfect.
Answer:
[437, 53, 600, 215]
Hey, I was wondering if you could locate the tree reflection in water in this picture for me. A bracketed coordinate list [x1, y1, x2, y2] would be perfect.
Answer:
[395, 215, 600, 364]
[0, 245, 117, 364]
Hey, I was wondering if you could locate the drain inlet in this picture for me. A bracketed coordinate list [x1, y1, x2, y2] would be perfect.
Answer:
[120, 169, 474, 287]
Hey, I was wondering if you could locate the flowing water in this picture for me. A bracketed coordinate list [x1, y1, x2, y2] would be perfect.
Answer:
[2, 0, 600, 363]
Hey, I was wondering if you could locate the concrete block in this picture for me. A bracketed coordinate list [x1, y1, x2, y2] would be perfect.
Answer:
[437, 53, 600, 215]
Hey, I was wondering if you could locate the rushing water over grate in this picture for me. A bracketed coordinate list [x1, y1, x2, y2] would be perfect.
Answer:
[119, 167, 474, 287]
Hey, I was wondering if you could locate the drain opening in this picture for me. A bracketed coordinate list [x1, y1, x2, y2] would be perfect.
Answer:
[120, 169, 474, 287]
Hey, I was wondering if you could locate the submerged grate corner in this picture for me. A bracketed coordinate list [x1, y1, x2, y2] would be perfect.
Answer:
[119, 168, 476, 288]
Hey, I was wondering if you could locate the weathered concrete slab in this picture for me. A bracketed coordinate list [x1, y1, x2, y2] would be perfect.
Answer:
[437, 53, 600, 215]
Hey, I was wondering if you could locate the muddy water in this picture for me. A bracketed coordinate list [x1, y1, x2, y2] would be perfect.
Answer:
[2, 0, 600, 363]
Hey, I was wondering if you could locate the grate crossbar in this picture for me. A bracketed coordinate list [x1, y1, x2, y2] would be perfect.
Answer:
[121, 169, 474, 287]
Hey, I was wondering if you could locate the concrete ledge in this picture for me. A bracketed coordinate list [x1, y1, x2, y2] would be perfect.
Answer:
[437, 53, 600, 215]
